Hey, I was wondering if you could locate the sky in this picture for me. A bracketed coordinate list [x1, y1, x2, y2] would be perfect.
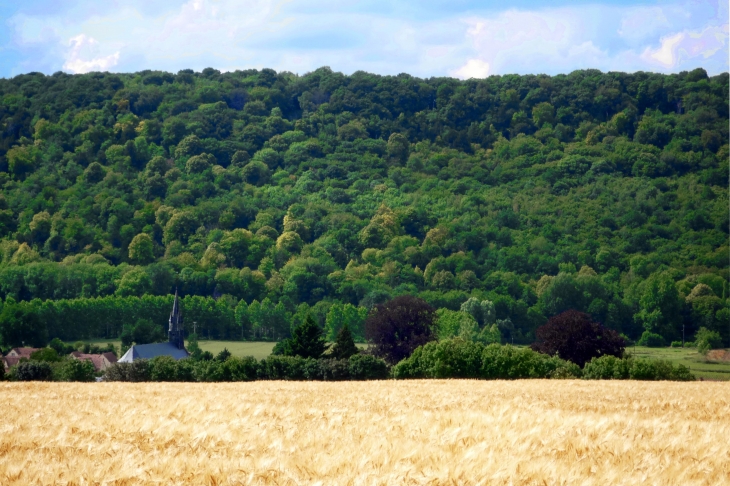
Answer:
[1, 0, 727, 79]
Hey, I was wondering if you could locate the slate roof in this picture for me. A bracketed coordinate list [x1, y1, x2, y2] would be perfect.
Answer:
[118, 342, 189, 362]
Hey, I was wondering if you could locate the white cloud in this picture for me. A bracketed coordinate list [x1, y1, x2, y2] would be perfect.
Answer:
[452, 59, 489, 79]
[641, 25, 728, 69]
[62, 34, 120, 74]
[3, 0, 728, 78]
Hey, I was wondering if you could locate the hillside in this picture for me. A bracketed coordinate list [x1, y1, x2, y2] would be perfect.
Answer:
[0, 67, 727, 346]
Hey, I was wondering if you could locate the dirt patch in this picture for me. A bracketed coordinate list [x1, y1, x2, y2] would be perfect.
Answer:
[706, 349, 730, 362]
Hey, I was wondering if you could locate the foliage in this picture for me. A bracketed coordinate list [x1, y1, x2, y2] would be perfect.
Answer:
[582, 355, 694, 380]
[637, 331, 666, 348]
[0, 301, 47, 348]
[30, 347, 61, 362]
[10, 361, 53, 381]
[531, 310, 625, 367]
[365, 295, 437, 364]
[57, 358, 96, 382]
[0, 68, 726, 349]
[695, 327, 723, 355]
[392, 340, 581, 379]
[278, 314, 328, 359]
[329, 323, 360, 360]
[120, 318, 166, 347]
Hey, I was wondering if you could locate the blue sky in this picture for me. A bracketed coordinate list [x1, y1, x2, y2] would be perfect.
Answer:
[1, 0, 727, 78]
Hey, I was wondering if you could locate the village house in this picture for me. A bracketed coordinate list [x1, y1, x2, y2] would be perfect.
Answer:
[69, 351, 118, 372]
[2, 347, 40, 371]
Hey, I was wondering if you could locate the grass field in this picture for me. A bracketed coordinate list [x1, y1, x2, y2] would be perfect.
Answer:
[628, 346, 730, 381]
[1, 381, 728, 485]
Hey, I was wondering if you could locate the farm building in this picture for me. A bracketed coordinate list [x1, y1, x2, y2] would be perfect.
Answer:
[118, 291, 189, 362]
[2, 348, 40, 371]
[70, 351, 118, 371]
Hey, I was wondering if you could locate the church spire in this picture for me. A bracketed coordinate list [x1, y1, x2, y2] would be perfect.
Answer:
[168, 289, 184, 349]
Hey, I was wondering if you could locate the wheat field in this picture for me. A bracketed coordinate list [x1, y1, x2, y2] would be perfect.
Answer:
[1, 381, 728, 485]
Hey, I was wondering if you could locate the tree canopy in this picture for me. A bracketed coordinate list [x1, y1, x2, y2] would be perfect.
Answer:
[0, 66, 727, 347]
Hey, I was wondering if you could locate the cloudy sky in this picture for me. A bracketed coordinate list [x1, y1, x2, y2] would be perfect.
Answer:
[1, 0, 727, 79]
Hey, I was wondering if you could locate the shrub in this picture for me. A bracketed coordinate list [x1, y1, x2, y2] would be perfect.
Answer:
[695, 327, 723, 355]
[11, 361, 53, 381]
[57, 358, 96, 382]
[583, 355, 694, 381]
[582, 355, 631, 379]
[392, 338, 484, 379]
[392, 340, 581, 380]
[531, 310, 625, 367]
[149, 356, 179, 381]
[637, 331, 666, 347]
[481, 343, 581, 379]
[670, 341, 683, 348]
[220, 356, 258, 381]
[683, 341, 695, 348]
[315, 359, 351, 381]
[192, 359, 224, 382]
[348, 354, 389, 380]
[104, 360, 151, 382]
[257, 355, 308, 380]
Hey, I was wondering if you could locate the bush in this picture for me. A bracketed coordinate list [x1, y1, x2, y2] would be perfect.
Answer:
[684, 341, 695, 348]
[392, 340, 581, 380]
[583, 355, 694, 381]
[104, 360, 151, 382]
[348, 354, 389, 380]
[257, 355, 308, 380]
[637, 331, 666, 347]
[220, 356, 258, 381]
[670, 341, 683, 348]
[11, 361, 53, 381]
[57, 359, 96, 382]
[314, 358, 351, 381]
[149, 356, 179, 381]
[695, 327, 723, 355]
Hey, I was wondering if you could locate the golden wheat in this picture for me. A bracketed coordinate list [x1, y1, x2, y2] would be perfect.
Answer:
[1, 380, 728, 485]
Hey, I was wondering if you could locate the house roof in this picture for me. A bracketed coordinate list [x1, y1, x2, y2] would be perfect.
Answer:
[9, 347, 39, 358]
[70, 352, 118, 371]
[2, 356, 23, 369]
[118, 342, 189, 362]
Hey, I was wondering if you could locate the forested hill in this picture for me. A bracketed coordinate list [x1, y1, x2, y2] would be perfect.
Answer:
[0, 67, 727, 345]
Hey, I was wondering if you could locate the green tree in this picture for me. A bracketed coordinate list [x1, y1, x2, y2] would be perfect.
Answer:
[695, 327, 722, 355]
[289, 315, 328, 359]
[128, 233, 155, 264]
[0, 302, 47, 348]
[634, 274, 682, 340]
[329, 323, 359, 360]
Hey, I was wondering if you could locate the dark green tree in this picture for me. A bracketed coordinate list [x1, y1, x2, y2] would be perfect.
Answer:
[329, 323, 359, 360]
[289, 315, 329, 359]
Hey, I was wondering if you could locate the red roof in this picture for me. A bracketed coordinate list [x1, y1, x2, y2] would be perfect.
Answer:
[69, 352, 117, 371]
[8, 347, 39, 358]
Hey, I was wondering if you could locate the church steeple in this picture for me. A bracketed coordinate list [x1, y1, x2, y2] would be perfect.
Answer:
[168, 289, 184, 350]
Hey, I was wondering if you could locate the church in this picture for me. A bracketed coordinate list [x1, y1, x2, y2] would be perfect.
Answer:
[118, 291, 189, 362]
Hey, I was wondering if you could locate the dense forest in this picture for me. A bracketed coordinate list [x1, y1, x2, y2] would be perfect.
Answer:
[0, 66, 727, 346]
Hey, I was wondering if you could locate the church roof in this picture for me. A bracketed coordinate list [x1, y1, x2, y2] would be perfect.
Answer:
[118, 342, 189, 362]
